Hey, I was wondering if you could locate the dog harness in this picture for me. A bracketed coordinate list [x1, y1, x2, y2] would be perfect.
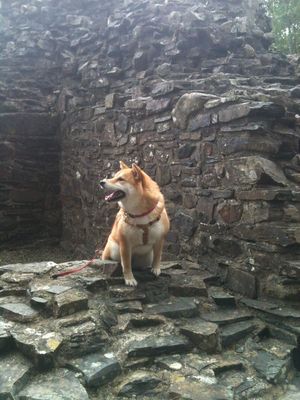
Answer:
[122, 201, 162, 245]
[123, 214, 161, 245]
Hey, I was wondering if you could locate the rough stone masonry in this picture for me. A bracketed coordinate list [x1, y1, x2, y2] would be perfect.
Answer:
[1, 1, 300, 298]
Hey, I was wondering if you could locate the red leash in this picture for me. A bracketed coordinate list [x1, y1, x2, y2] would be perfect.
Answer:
[51, 249, 101, 279]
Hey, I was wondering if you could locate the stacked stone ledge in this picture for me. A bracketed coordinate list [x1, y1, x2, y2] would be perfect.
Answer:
[1, 0, 300, 329]
[0, 259, 299, 399]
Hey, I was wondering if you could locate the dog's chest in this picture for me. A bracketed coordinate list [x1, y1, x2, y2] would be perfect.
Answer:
[124, 218, 164, 246]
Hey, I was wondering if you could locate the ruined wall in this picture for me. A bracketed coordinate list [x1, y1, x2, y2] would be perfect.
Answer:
[1, 0, 300, 298]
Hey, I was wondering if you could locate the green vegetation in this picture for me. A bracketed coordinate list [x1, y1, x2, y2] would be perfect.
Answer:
[266, 0, 300, 54]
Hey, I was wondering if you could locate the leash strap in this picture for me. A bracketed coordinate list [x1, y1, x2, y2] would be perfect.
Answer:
[51, 249, 101, 279]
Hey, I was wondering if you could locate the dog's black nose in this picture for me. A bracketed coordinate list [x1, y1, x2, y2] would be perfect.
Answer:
[99, 181, 106, 189]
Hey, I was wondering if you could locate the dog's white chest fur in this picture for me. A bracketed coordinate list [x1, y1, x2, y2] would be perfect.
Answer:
[125, 218, 164, 249]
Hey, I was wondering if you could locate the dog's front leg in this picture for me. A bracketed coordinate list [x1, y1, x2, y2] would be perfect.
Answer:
[151, 238, 164, 277]
[119, 240, 137, 286]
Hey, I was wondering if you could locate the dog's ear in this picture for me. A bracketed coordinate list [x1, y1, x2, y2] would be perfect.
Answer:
[119, 161, 129, 170]
[132, 163, 142, 181]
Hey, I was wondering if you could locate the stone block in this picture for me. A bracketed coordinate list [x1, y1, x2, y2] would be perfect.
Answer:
[145, 298, 198, 318]
[172, 92, 218, 129]
[117, 372, 161, 397]
[226, 266, 257, 298]
[180, 319, 220, 353]
[0, 353, 32, 399]
[53, 289, 89, 318]
[18, 368, 89, 400]
[127, 334, 191, 357]
[68, 352, 121, 388]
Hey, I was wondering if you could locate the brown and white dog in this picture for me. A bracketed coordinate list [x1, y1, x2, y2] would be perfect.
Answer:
[100, 161, 170, 286]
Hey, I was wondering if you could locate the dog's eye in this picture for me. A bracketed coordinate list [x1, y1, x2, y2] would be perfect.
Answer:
[117, 177, 125, 182]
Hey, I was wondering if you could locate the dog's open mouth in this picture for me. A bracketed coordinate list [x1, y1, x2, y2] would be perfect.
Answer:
[104, 190, 125, 202]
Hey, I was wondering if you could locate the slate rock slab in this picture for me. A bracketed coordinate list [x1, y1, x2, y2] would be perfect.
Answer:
[68, 352, 121, 388]
[0, 353, 32, 399]
[169, 381, 232, 400]
[0, 262, 56, 275]
[117, 371, 162, 397]
[252, 350, 292, 384]
[17, 368, 89, 400]
[127, 334, 191, 357]
[0, 303, 38, 323]
[209, 288, 236, 308]
[180, 318, 220, 353]
[0, 319, 13, 351]
[220, 320, 256, 348]
[145, 298, 198, 318]
[53, 289, 88, 318]
[168, 275, 208, 297]
[201, 309, 253, 326]
[12, 327, 63, 369]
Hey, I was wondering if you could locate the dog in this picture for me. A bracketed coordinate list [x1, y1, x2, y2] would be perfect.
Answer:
[100, 161, 170, 286]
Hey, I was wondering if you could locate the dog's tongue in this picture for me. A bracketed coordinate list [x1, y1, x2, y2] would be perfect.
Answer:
[105, 190, 124, 202]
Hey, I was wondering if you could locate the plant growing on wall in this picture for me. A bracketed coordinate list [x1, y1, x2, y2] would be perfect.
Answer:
[266, 0, 300, 53]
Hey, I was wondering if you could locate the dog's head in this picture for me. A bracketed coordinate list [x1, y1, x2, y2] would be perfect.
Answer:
[100, 161, 144, 203]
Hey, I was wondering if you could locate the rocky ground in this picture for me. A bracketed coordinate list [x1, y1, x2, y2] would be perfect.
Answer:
[0, 258, 299, 399]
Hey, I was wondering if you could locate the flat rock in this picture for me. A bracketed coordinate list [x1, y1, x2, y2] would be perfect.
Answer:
[180, 319, 220, 353]
[0, 303, 38, 323]
[169, 381, 232, 400]
[0, 262, 56, 275]
[221, 320, 256, 347]
[252, 350, 292, 384]
[115, 301, 143, 314]
[127, 334, 191, 358]
[109, 285, 146, 302]
[0, 319, 13, 351]
[168, 275, 208, 297]
[172, 92, 218, 129]
[117, 371, 162, 397]
[201, 309, 253, 326]
[145, 298, 198, 318]
[209, 288, 236, 307]
[0, 353, 32, 398]
[53, 289, 88, 318]
[12, 327, 63, 369]
[17, 368, 89, 400]
[68, 352, 121, 387]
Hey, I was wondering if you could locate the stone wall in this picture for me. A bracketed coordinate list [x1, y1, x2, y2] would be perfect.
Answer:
[1, 0, 300, 298]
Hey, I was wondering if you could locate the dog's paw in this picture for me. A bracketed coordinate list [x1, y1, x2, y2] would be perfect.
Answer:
[151, 267, 161, 277]
[124, 276, 138, 286]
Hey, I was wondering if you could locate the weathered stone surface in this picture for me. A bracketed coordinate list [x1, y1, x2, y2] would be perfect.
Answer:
[252, 350, 292, 384]
[18, 368, 89, 400]
[0, 303, 38, 323]
[127, 334, 191, 357]
[172, 93, 218, 129]
[225, 156, 288, 186]
[12, 327, 63, 369]
[0, 262, 56, 276]
[115, 301, 143, 314]
[202, 310, 253, 326]
[68, 352, 121, 387]
[209, 288, 236, 308]
[226, 267, 257, 299]
[117, 371, 161, 397]
[169, 381, 231, 400]
[221, 320, 256, 347]
[168, 275, 207, 297]
[180, 319, 220, 353]
[218, 103, 250, 122]
[145, 298, 198, 318]
[0, 353, 32, 399]
[0, 320, 12, 351]
[53, 289, 88, 318]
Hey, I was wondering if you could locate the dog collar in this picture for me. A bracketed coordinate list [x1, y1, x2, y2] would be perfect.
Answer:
[124, 202, 158, 218]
